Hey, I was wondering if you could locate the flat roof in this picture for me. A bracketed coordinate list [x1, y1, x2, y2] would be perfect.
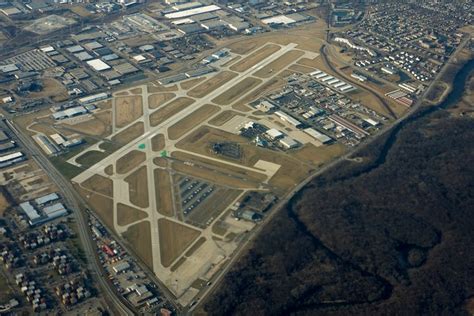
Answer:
[165, 4, 221, 19]
[0, 151, 23, 163]
[262, 15, 296, 25]
[66, 45, 84, 53]
[87, 59, 111, 71]
[35, 193, 59, 205]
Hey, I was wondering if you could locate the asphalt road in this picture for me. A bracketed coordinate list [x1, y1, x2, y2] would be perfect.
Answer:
[3, 118, 134, 316]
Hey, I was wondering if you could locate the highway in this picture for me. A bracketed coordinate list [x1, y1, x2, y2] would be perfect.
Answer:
[3, 118, 135, 316]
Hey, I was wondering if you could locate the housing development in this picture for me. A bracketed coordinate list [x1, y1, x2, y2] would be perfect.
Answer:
[0, 0, 472, 315]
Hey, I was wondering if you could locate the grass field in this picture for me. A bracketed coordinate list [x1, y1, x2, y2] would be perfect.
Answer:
[115, 96, 143, 128]
[105, 165, 113, 175]
[117, 203, 148, 226]
[28, 78, 69, 102]
[122, 221, 153, 269]
[81, 174, 113, 197]
[167, 104, 220, 140]
[288, 64, 316, 74]
[147, 83, 178, 93]
[130, 87, 142, 94]
[187, 71, 238, 98]
[158, 218, 200, 267]
[76, 150, 109, 168]
[148, 93, 176, 110]
[76, 185, 114, 229]
[151, 134, 165, 152]
[180, 77, 206, 90]
[254, 50, 305, 78]
[232, 77, 284, 110]
[208, 110, 241, 126]
[154, 157, 168, 167]
[212, 77, 262, 105]
[230, 44, 281, 72]
[149, 97, 194, 127]
[124, 166, 149, 208]
[293, 143, 346, 167]
[116, 150, 146, 174]
[154, 169, 174, 216]
[63, 111, 112, 137]
[185, 237, 206, 257]
[111, 122, 144, 145]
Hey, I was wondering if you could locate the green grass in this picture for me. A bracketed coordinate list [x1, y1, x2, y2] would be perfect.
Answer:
[49, 156, 84, 179]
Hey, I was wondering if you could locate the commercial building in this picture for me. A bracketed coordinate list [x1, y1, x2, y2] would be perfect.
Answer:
[0, 152, 25, 168]
[113, 261, 131, 274]
[35, 193, 59, 206]
[87, 59, 111, 72]
[274, 111, 302, 128]
[164, 5, 221, 19]
[304, 128, 332, 144]
[79, 93, 109, 105]
[279, 136, 298, 149]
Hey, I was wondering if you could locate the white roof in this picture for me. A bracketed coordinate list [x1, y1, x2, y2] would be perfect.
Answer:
[50, 134, 66, 145]
[35, 193, 59, 205]
[172, 18, 194, 25]
[43, 203, 66, 216]
[20, 202, 41, 221]
[39, 46, 55, 53]
[79, 92, 108, 104]
[0, 151, 23, 163]
[304, 128, 332, 143]
[87, 59, 111, 71]
[262, 15, 296, 25]
[165, 4, 220, 19]
[266, 128, 283, 138]
[279, 136, 298, 148]
[133, 55, 146, 62]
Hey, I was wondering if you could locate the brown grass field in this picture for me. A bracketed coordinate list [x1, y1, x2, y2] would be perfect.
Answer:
[151, 134, 165, 152]
[187, 71, 238, 98]
[28, 78, 69, 102]
[148, 93, 176, 110]
[170, 257, 186, 272]
[167, 104, 220, 140]
[147, 83, 178, 93]
[76, 185, 114, 229]
[115, 96, 143, 128]
[154, 157, 168, 168]
[122, 221, 153, 269]
[81, 174, 113, 197]
[180, 77, 206, 90]
[149, 97, 194, 127]
[154, 169, 174, 216]
[76, 150, 109, 167]
[288, 64, 316, 74]
[184, 237, 206, 257]
[116, 150, 146, 174]
[111, 122, 144, 145]
[254, 50, 305, 78]
[232, 77, 284, 110]
[158, 218, 200, 267]
[125, 166, 149, 208]
[208, 110, 241, 126]
[105, 165, 113, 175]
[130, 87, 142, 94]
[117, 203, 148, 226]
[63, 111, 112, 137]
[212, 77, 262, 105]
[172, 151, 266, 188]
[0, 192, 10, 216]
[230, 44, 281, 72]
[293, 143, 346, 167]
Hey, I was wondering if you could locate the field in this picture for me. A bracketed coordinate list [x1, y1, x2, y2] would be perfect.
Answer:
[149, 97, 194, 127]
[122, 221, 153, 268]
[230, 44, 281, 72]
[180, 77, 206, 90]
[76, 150, 109, 168]
[187, 71, 238, 98]
[151, 134, 165, 152]
[28, 78, 69, 102]
[116, 150, 146, 174]
[117, 203, 148, 226]
[158, 218, 200, 267]
[124, 166, 149, 208]
[167, 104, 220, 140]
[232, 77, 284, 110]
[212, 77, 262, 105]
[208, 110, 241, 126]
[76, 185, 114, 229]
[81, 174, 113, 197]
[0, 191, 10, 216]
[148, 93, 176, 110]
[63, 111, 112, 137]
[115, 96, 143, 128]
[254, 50, 305, 78]
[154, 169, 174, 216]
[111, 122, 144, 145]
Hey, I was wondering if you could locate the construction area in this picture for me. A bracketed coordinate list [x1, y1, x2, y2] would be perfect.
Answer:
[44, 37, 382, 307]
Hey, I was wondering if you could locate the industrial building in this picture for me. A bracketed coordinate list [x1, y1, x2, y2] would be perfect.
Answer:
[35, 193, 60, 206]
[33, 135, 60, 155]
[19, 200, 67, 226]
[113, 261, 131, 274]
[164, 5, 221, 19]
[279, 137, 298, 149]
[52, 106, 88, 120]
[0, 151, 25, 168]
[274, 111, 302, 128]
[79, 93, 109, 105]
[304, 128, 332, 144]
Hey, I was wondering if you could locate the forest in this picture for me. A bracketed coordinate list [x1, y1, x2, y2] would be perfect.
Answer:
[204, 79, 474, 315]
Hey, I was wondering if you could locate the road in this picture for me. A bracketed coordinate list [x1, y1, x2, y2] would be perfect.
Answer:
[193, 32, 472, 315]
[3, 118, 135, 316]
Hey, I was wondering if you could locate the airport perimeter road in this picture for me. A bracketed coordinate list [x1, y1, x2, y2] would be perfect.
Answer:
[195, 34, 472, 314]
[3, 119, 134, 316]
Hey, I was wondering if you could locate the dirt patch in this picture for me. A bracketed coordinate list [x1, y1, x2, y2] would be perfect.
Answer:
[154, 169, 174, 217]
[230, 44, 281, 72]
[117, 203, 148, 226]
[125, 166, 149, 208]
[208, 110, 241, 126]
[148, 93, 176, 110]
[168, 104, 220, 140]
[115, 96, 143, 128]
[116, 150, 146, 174]
[254, 50, 305, 78]
[180, 77, 206, 90]
[158, 218, 200, 267]
[111, 122, 144, 145]
[81, 174, 113, 197]
[149, 97, 194, 127]
[212, 77, 262, 105]
[151, 134, 166, 152]
[187, 71, 238, 98]
[122, 221, 153, 269]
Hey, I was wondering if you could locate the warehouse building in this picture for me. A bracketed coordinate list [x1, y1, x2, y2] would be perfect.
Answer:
[0, 151, 25, 168]
[52, 106, 88, 120]
[35, 193, 59, 206]
[279, 136, 299, 149]
[274, 111, 302, 128]
[304, 128, 332, 144]
[79, 92, 109, 105]
[164, 5, 221, 19]
[33, 135, 60, 155]
[113, 261, 131, 274]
